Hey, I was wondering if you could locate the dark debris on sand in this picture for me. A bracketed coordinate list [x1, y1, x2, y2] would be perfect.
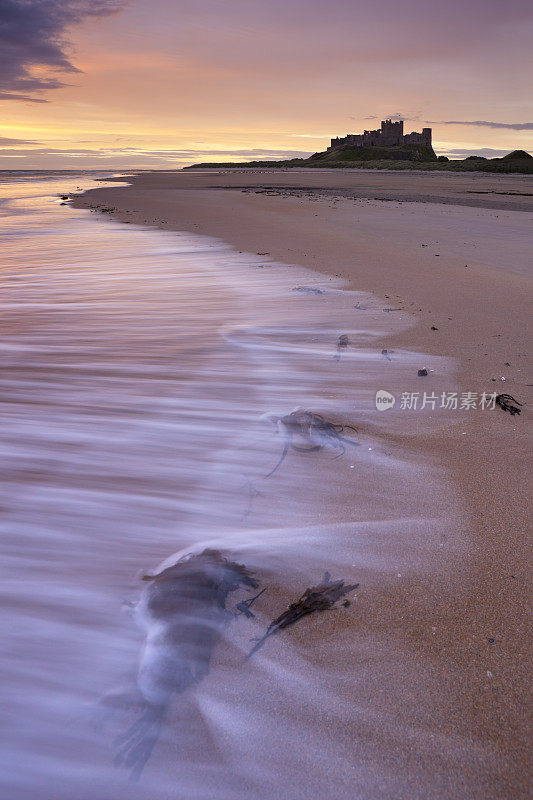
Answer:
[334, 334, 350, 360]
[495, 393, 522, 415]
[265, 409, 359, 477]
[247, 572, 358, 657]
[110, 549, 359, 777]
[235, 588, 267, 618]
[114, 549, 258, 780]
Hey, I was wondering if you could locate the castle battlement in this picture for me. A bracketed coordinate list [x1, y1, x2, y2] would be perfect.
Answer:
[329, 119, 432, 150]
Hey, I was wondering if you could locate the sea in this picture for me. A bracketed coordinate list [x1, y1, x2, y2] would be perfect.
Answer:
[0, 171, 471, 799]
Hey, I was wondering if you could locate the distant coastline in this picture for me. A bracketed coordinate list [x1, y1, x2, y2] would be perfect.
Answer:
[185, 148, 533, 174]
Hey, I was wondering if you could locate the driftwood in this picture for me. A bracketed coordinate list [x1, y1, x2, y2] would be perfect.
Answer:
[264, 409, 359, 477]
[495, 393, 522, 416]
[247, 572, 358, 657]
[114, 549, 258, 779]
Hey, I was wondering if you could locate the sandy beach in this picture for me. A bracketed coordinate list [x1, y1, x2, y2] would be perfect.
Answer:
[69, 168, 532, 798]
[5, 0, 531, 795]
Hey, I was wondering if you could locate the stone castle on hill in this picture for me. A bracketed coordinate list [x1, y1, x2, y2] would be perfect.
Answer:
[329, 119, 432, 150]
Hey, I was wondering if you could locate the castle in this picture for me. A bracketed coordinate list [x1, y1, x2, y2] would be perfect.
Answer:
[328, 119, 432, 150]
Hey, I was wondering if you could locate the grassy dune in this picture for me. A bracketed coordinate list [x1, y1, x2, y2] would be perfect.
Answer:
[185, 149, 533, 174]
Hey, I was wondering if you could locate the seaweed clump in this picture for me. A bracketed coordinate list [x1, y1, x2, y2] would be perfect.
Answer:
[114, 549, 258, 779]
[264, 408, 359, 477]
[248, 572, 358, 657]
[334, 334, 350, 361]
[495, 393, 522, 416]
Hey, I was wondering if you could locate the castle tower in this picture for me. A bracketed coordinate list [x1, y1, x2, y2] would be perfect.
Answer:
[380, 119, 404, 146]
[422, 128, 432, 146]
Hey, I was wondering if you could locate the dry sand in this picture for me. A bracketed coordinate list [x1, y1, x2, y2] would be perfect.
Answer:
[72, 168, 532, 798]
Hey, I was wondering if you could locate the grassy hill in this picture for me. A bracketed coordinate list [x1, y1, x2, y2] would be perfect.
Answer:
[501, 150, 532, 161]
[307, 143, 437, 163]
[185, 147, 533, 174]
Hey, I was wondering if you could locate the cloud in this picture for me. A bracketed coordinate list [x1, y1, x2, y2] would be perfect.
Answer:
[0, 135, 40, 145]
[429, 120, 533, 130]
[0, 91, 48, 103]
[119, 148, 313, 159]
[290, 133, 332, 139]
[0, 145, 313, 168]
[0, 0, 127, 102]
[362, 113, 410, 121]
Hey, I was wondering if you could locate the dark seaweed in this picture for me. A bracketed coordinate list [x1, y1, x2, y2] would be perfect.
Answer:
[334, 334, 350, 360]
[235, 588, 267, 618]
[114, 549, 258, 779]
[495, 393, 522, 415]
[247, 572, 358, 657]
[265, 409, 359, 477]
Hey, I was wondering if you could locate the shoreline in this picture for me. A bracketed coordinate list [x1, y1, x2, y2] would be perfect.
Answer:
[71, 168, 532, 797]
[94, 166, 533, 210]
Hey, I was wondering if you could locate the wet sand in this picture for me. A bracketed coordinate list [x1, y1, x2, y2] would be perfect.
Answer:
[3, 174, 466, 800]
[71, 169, 532, 798]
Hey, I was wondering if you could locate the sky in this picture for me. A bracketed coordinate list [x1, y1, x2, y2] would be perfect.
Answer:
[1, 0, 532, 168]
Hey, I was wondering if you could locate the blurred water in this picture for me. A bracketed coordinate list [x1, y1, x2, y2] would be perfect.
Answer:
[0, 174, 473, 799]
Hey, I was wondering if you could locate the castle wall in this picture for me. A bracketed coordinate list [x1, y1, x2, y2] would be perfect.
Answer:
[329, 119, 431, 150]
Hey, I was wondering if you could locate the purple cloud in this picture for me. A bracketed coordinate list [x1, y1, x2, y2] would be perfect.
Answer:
[0, 135, 40, 145]
[430, 120, 533, 130]
[0, 145, 313, 169]
[0, 0, 127, 102]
